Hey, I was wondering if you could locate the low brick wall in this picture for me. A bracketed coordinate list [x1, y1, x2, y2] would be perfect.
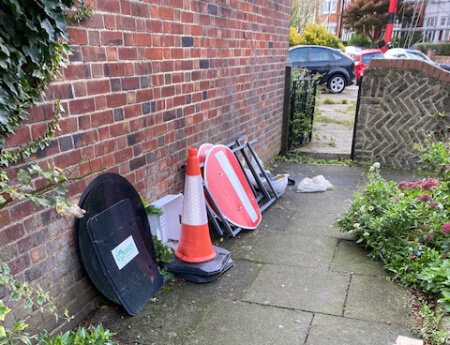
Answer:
[353, 59, 450, 169]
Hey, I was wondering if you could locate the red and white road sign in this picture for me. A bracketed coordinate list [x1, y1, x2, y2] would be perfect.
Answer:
[204, 145, 262, 229]
[197, 143, 213, 165]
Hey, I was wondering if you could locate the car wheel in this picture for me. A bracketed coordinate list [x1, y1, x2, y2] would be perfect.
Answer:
[327, 74, 346, 93]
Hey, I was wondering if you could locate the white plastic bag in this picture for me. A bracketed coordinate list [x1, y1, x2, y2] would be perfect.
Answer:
[296, 175, 334, 193]
[244, 169, 290, 196]
[265, 173, 289, 195]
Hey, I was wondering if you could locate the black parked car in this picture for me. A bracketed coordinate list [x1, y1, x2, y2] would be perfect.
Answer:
[289, 45, 355, 93]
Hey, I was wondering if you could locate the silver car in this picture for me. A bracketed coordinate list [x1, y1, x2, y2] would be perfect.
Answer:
[384, 48, 450, 71]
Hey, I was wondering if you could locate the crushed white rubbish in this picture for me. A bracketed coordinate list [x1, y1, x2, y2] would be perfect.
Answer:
[395, 335, 423, 345]
[296, 175, 334, 193]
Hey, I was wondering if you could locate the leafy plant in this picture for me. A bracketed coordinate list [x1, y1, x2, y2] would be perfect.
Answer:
[322, 97, 337, 105]
[0, 0, 72, 143]
[70, 3, 94, 23]
[274, 152, 353, 166]
[0, 163, 86, 217]
[344, 0, 413, 44]
[152, 237, 175, 282]
[335, 141, 450, 328]
[347, 33, 371, 48]
[290, 0, 317, 34]
[289, 69, 319, 148]
[37, 325, 118, 345]
[140, 198, 176, 282]
[315, 114, 354, 129]
[289, 27, 301, 47]
[0, 1, 104, 344]
[414, 42, 450, 57]
[298, 22, 345, 51]
[417, 302, 449, 345]
[140, 196, 164, 216]
[0, 0, 94, 217]
[0, 263, 72, 344]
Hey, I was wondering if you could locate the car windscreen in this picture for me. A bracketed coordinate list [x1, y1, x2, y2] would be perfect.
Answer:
[361, 52, 384, 64]
[406, 51, 430, 62]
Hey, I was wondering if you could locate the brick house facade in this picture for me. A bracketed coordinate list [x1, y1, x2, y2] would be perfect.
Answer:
[0, 0, 291, 332]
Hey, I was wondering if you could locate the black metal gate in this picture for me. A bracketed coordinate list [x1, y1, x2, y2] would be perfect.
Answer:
[281, 67, 318, 154]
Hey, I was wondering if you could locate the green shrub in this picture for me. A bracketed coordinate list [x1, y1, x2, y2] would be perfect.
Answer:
[37, 325, 118, 345]
[414, 42, 450, 56]
[335, 141, 450, 313]
[298, 23, 345, 51]
[290, 26, 301, 46]
[347, 33, 371, 48]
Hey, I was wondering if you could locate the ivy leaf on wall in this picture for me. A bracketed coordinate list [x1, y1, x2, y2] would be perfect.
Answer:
[40, 18, 55, 40]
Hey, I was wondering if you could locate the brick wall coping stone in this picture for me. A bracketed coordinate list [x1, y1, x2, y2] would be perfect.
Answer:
[370, 58, 450, 83]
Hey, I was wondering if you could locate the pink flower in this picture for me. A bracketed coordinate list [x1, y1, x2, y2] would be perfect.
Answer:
[442, 223, 450, 235]
[427, 233, 434, 240]
[398, 181, 421, 190]
[398, 181, 409, 190]
[419, 194, 432, 202]
[429, 202, 439, 209]
[422, 178, 439, 191]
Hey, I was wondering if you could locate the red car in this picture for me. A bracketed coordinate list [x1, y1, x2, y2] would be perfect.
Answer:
[354, 49, 385, 84]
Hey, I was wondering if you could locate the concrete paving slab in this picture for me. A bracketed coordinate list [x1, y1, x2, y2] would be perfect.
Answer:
[345, 275, 414, 328]
[306, 313, 416, 345]
[78, 163, 426, 345]
[330, 240, 387, 277]
[277, 188, 356, 214]
[243, 265, 349, 316]
[216, 228, 263, 259]
[94, 288, 212, 345]
[180, 260, 263, 301]
[244, 233, 338, 270]
[257, 206, 295, 232]
[272, 163, 367, 180]
[284, 210, 354, 240]
[184, 299, 312, 345]
[80, 261, 262, 345]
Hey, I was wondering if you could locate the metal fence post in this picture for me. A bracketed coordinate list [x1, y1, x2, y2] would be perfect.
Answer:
[351, 84, 362, 160]
[280, 66, 291, 156]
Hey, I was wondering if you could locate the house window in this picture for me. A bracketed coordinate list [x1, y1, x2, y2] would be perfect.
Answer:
[427, 17, 437, 27]
[440, 17, 446, 26]
[322, 0, 336, 14]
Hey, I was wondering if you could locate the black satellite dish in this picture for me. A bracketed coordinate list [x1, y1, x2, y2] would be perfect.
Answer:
[75, 173, 163, 315]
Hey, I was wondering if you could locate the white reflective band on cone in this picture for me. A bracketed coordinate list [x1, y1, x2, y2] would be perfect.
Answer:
[182, 175, 208, 225]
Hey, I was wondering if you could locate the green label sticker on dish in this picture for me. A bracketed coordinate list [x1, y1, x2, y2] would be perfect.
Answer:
[111, 235, 139, 270]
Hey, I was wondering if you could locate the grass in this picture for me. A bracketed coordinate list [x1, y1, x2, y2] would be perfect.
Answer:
[314, 114, 354, 129]
[335, 101, 357, 115]
[273, 151, 354, 165]
[322, 98, 350, 105]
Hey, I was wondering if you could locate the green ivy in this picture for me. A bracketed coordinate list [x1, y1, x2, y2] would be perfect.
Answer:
[0, 0, 76, 147]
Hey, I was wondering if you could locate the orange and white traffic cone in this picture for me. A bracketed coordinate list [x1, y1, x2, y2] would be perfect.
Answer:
[175, 148, 216, 263]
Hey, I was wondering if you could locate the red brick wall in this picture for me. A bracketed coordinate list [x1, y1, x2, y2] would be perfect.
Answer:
[0, 0, 291, 332]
